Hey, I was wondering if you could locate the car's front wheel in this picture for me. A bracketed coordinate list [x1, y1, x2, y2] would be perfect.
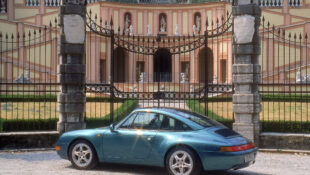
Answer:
[69, 140, 98, 170]
[166, 146, 201, 175]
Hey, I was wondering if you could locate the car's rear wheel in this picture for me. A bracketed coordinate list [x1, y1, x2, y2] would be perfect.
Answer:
[166, 146, 201, 175]
[69, 140, 98, 170]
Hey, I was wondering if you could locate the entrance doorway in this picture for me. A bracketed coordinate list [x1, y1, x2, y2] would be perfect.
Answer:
[199, 47, 213, 83]
[154, 48, 172, 82]
[114, 47, 126, 83]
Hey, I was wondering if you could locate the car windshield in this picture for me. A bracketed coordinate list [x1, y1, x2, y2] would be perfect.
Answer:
[173, 110, 223, 128]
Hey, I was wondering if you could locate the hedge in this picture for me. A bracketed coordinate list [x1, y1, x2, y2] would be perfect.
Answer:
[86, 99, 138, 128]
[0, 99, 138, 132]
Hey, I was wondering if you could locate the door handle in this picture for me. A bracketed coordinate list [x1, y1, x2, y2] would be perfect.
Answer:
[144, 135, 154, 141]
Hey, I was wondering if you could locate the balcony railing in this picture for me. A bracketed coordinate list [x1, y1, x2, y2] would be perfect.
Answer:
[225, 0, 302, 7]
[23, 0, 304, 6]
[0, 0, 7, 13]
[25, 0, 40, 6]
[45, 0, 61, 6]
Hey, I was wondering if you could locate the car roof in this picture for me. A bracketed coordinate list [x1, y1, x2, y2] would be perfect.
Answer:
[133, 107, 205, 130]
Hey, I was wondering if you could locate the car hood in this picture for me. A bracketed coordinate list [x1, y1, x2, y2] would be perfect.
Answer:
[198, 126, 250, 146]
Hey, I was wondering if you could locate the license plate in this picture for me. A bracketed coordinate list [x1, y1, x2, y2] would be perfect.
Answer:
[244, 153, 255, 163]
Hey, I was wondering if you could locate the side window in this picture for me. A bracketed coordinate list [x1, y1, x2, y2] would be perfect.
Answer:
[119, 113, 137, 129]
[160, 114, 191, 131]
[132, 112, 160, 130]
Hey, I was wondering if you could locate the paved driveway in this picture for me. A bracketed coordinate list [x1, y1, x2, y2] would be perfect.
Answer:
[0, 151, 309, 175]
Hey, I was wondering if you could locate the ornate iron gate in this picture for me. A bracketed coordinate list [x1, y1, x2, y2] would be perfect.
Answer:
[85, 10, 234, 126]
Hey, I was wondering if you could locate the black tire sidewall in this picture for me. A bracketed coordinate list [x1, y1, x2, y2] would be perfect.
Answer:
[69, 139, 98, 170]
[165, 146, 201, 175]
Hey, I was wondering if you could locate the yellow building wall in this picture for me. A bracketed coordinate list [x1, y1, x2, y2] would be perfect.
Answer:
[42, 13, 58, 26]
[13, 68, 25, 79]
[290, 9, 310, 19]
[28, 43, 52, 67]
[291, 17, 304, 23]
[86, 4, 100, 18]
[101, 42, 106, 52]
[274, 44, 301, 67]
[0, 15, 8, 20]
[46, 9, 58, 13]
[7, 51, 18, 59]
[173, 12, 177, 31]
[0, 63, 4, 78]
[262, 12, 284, 26]
[113, 11, 119, 31]
[259, 40, 268, 72]
[24, 17, 36, 24]
[15, 8, 40, 19]
[15, 0, 25, 4]
[285, 27, 304, 39]
[148, 13, 153, 29]
[183, 12, 188, 35]
[0, 22, 17, 51]
[138, 12, 143, 34]
[266, 9, 282, 13]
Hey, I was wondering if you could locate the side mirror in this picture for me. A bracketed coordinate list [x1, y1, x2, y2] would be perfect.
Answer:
[109, 124, 116, 132]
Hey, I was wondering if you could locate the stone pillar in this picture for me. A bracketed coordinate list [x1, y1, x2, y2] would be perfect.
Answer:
[57, 0, 87, 134]
[232, 0, 262, 144]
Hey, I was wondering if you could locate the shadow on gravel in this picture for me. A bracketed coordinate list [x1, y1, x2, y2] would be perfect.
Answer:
[65, 163, 270, 175]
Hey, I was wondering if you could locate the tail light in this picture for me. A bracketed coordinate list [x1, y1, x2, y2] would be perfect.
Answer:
[219, 142, 255, 152]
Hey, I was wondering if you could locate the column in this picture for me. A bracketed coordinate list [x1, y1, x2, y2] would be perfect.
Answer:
[232, 0, 262, 144]
[57, 0, 87, 133]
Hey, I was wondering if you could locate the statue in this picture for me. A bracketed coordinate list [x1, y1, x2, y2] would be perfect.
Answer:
[296, 68, 301, 83]
[180, 72, 188, 83]
[195, 15, 201, 33]
[174, 24, 179, 36]
[14, 70, 31, 83]
[129, 25, 134, 36]
[147, 24, 152, 36]
[193, 24, 197, 36]
[125, 14, 131, 32]
[139, 72, 146, 83]
[213, 75, 218, 84]
[160, 15, 166, 32]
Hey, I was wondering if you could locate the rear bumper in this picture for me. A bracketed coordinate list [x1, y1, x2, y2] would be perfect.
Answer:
[199, 148, 257, 171]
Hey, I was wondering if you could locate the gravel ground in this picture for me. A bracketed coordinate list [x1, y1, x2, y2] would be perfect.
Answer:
[0, 151, 309, 175]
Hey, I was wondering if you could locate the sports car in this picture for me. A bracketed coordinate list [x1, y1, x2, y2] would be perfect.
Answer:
[56, 108, 257, 175]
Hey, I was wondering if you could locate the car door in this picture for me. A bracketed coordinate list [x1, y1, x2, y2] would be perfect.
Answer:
[129, 112, 160, 160]
[102, 112, 137, 161]
[102, 112, 160, 163]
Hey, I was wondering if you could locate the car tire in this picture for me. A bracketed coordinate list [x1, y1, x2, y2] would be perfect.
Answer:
[69, 139, 98, 170]
[166, 146, 201, 175]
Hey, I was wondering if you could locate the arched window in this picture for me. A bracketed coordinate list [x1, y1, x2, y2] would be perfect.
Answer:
[159, 13, 167, 33]
[124, 12, 132, 32]
[194, 12, 201, 34]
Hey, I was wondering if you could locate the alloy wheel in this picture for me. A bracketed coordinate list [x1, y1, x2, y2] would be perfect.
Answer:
[169, 150, 194, 175]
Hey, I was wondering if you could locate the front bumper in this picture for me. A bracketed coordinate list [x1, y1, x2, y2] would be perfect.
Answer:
[199, 148, 257, 171]
[56, 143, 69, 160]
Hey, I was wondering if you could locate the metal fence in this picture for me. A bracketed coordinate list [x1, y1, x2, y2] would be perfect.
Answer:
[259, 17, 310, 133]
[85, 10, 234, 128]
[0, 21, 59, 131]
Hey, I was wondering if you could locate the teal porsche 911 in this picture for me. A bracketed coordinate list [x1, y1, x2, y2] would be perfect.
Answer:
[56, 108, 257, 175]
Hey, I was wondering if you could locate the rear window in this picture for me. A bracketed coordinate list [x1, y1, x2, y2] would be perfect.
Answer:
[174, 110, 223, 128]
